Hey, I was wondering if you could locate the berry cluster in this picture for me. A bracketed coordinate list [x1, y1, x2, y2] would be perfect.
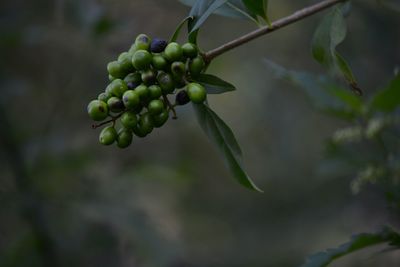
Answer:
[87, 34, 207, 148]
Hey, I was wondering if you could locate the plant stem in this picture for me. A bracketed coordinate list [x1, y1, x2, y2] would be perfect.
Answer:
[204, 0, 347, 62]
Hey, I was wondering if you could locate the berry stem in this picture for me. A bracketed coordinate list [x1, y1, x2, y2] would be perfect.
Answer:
[163, 95, 178, 119]
[92, 112, 124, 129]
[203, 0, 347, 62]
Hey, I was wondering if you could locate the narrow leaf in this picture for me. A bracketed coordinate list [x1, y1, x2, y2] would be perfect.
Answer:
[169, 16, 194, 43]
[193, 103, 263, 192]
[299, 227, 400, 267]
[242, 0, 270, 24]
[189, 0, 229, 33]
[370, 75, 400, 112]
[194, 74, 236, 94]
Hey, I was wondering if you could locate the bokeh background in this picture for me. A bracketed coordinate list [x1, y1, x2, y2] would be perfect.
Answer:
[1, 0, 399, 266]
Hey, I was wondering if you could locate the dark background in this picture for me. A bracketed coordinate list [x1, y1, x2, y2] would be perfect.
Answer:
[0, 0, 399, 266]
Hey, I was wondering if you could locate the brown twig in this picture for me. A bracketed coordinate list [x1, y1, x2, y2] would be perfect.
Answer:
[163, 95, 178, 119]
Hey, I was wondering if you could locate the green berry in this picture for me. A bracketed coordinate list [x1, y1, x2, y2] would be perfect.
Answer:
[152, 109, 169, 128]
[99, 126, 117, 145]
[164, 42, 183, 62]
[107, 96, 125, 113]
[87, 100, 109, 121]
[98, 92, 110, 102]
[151, 55, 168, 70]
[117, 128, 133, 148]
[132, 50, 152, 70]
[171, 61, 186, 78]
[139, 113, 154, 134]
[148, 99, 164, 115]
[128, 44, 137, 55]
[135, 34, 151, 51]
[118, 52, 134, 73]
[121, 111, 138, 129]
[148, 85, 162, 99]
[189, 56, 205, 78]
[108, 79, 128, 98]
[182, 43, 198, 58]
[108, 74, 116, 82]
[135, 84, 150, 102]
[122, 90, 140, 109]
[157, 72, 175, 94]
[141, 69, 156, 85]
[187, 83, 206, 104]
[124, 72, 142, 89]
[132, 125, 148, 138]
[107, 61, 124, 79]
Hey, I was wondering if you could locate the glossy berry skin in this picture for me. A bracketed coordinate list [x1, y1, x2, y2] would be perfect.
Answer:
[132, 125, 147, 138]
[139, 113, 154, 134]
[124, 72, 142, 89]
[135, 34, 151, 51]
[108, 74, 116, 82]
[187, 83, 206, 104]
[107, 61, 124, 79]
[98, 92, 110, 102]
[175, 90, 190, 106]
[157, 72, 175, 94]
[189, 56, 205, 78]
[108, 79, 128, 98]
[128, 44, 137, 55]
[182, 43, 198, 58]
[141, 69, 156, 85]
[164, 42, 183, 62]
[107, 97, 125, 113]
[88, 100, 109, 121]
[121, 111, 138, 129]
[99, 126, 117, 145]
[148, 99, 164, 115]
[132, 50, 152, 70]
[122, 90, 140, 109]
[152, 109, 169, 128]
[171, 61, 186, 78]
[150, 38, 168, 53]
[135, 84, 150, 102]
[148, 85, 162, 100]
[117, 128, 133, 148]
[118, 52, 134, 73]
[151, 55, 168, 70]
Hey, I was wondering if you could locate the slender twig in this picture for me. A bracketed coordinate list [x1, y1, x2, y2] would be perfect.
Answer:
[204, 0, 347, 62]
[92, 112, 124, 129]
[163, 95, 178, 119]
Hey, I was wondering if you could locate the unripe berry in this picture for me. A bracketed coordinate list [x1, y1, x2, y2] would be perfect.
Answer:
[135, 34, 151, 51]
[107, 61, 124, 79]
[171, 61, 186, 78]
[152, 109, 169, 128]
[164, 42, 183, 62]
[121, 111, 138, 129]
[128, 44, 137, 55]
[139, 113, 154, 134]
[148, 85, 162, 100]
[118, 52, 134, 73]
[157, 72, 175, 94]
[124, 72, 142, 89]
[108, 79, 128, 98]
[151, 55, 168, 70]
[141, 69, 157, 85]
[132, 125, 147, 138]
[187, 83, 206, 104]
[189, 56, 205, 78]
[122, 90, 140, 109]
[108, 74, 116, 82]
[132, 50, 152, 70]
[117, 128, 133, 148]
[98, 92, 111, 102]
[182, 43, 198, 58]
[99, 126, 117, 145]
[175, 90, 190, 106]
[135, 84, 150, 102]
[150, 38, 168, 53]
[148, 99, 164, 115]
[107, 96, 125, 113]
[87, 100, 109, 121]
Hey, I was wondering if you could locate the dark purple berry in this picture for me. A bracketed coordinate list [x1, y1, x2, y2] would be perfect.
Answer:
[175, 90, 190, 106]
[150, 38, 168, 53]
[127, 82, 140, 89]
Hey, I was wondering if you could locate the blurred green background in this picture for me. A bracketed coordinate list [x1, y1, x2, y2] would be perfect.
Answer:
[0, 0, 399, 266]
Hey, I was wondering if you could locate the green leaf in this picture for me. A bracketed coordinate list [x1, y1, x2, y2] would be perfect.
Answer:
[311, 7, 361, 95]
[169, 16, 194, 43]
[299, 227, 400, 267]
[242, 0, 271, 25]
[370, 75, 400, 112]
[193, 103, 263, 192]
[194, 74, 236, 94]
[188, 0, 229, 33]
[264, 59, 363, 120]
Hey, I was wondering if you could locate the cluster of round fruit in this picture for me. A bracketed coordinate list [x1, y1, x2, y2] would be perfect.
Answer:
[87, 34, 207, 148]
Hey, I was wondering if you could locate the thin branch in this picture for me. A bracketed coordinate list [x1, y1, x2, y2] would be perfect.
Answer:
[204, 0, 347, 62]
